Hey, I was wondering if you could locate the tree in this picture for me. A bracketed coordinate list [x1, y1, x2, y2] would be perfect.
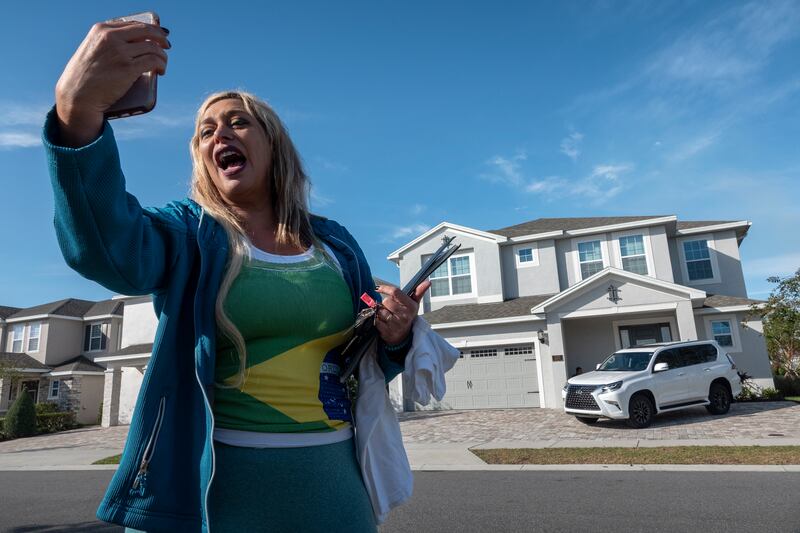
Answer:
[4, 385, 37, 438]
[0, 359, 22, 404]
[749, 268, 800, 379]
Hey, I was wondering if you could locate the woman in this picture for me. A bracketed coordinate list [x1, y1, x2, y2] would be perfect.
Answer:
[46, 20, 428, 532]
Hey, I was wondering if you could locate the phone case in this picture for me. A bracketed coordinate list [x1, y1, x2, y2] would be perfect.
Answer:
[104, 11, 160, 120]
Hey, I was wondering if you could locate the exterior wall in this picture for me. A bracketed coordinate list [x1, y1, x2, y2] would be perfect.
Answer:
[555, 279, 685, 315]
[673, 230, 747, 297]
[119, 296, 157, 347]
[75, 375, 104, 425]
[646, 226, 675, 282]
[41, 318, 84, 365]
[555, 239, 571, 291]
[694, 311, 774, 389]
[436, 320, 544, 347]
[399, 228, 503, 313]
[562, 316, 619, 377]
[500, 239, 560, 299]
[119, 366, 145, 425]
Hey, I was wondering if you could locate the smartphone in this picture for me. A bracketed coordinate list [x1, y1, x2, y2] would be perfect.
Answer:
[104, 11, 161, 120]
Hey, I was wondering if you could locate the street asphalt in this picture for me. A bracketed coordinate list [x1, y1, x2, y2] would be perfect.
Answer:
[1, 470, 799, 532]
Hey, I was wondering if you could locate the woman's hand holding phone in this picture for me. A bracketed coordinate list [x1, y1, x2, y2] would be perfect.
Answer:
[55, 20, 170, 147]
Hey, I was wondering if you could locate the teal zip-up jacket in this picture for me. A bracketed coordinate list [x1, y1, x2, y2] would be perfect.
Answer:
[42, 109, 403, 532]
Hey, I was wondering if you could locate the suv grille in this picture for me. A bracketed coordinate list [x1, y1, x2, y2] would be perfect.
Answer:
[566, 385, 600, 411]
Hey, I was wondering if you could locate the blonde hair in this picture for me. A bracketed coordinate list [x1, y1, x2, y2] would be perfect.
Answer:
[189, 90, 314, 389]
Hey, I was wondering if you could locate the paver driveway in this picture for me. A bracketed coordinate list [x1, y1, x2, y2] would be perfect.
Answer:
[397, 401, 800, 444]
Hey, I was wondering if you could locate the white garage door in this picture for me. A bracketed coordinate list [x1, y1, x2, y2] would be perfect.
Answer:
[443, 344, 540, 409]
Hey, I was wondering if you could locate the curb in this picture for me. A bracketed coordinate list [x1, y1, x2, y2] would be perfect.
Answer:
[412, 464, 800, 472]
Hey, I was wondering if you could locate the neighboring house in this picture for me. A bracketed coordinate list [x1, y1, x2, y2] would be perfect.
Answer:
[97, 285, 405, 427]
[388, 216, 773, 411]
[0, 298, 123, 424]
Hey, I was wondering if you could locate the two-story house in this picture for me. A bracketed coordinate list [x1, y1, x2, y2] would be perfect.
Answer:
[388, 216, 773, 411]
[0, 298, 123, 424]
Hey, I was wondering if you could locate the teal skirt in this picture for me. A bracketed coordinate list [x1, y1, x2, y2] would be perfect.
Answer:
[125, 437, 376, 533]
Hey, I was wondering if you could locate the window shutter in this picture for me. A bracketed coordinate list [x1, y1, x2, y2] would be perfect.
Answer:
[101, 323, 108, 350]
[83, 325, 91, 351]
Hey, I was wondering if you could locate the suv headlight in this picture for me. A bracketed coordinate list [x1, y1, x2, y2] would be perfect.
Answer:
[563, 383, 569, 392]
[600, 381, 623, 393]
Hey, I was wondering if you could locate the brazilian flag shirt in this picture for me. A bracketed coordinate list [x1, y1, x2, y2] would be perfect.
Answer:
[213, 242, 354, 434]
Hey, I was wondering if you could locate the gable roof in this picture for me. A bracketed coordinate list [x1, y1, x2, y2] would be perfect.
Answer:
[0, 306, 21, 320]
[49, 355, 105, 373]
[531, 267, 707, 314]
[489, 216, 669, 238]
[0, 352, 50, 371]
[6, 298, 123, 321]
[702, 294, 764, 308]
[423, 294, 554, 325]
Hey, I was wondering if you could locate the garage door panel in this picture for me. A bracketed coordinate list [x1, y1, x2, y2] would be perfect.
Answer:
[437, 344, 541, 410]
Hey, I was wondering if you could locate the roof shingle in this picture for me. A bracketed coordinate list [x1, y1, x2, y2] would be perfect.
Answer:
[423, 294, 554, 325]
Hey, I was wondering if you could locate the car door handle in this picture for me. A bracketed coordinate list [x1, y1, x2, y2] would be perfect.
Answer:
[704, 368, 711, 372]
[678, 372, 686, 376]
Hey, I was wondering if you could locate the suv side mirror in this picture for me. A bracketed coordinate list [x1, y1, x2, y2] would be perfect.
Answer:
[653, 362, 669, 372]
[596, 363, 601, 370]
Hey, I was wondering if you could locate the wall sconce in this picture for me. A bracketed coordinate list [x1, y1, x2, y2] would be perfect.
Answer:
[537, 329, 548, 344]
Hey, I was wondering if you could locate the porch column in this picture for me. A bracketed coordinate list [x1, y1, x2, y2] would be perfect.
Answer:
[675, 301, 698, 341]
[0, 378, 8, 412]
[542, 316, 568, 409]
[102, 367, 122, 427]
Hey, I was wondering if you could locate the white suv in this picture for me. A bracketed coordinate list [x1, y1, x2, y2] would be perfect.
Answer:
[562, 340, 742, 428]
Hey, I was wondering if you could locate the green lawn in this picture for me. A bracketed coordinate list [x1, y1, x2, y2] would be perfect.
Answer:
[473, 446, 800, 465]
[93, 454, 122, 465]
[786, 396, 800, 403]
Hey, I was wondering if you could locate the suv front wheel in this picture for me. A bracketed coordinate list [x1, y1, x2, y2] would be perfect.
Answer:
[627, 394, 655, 428]
[706, 382, 732, 415]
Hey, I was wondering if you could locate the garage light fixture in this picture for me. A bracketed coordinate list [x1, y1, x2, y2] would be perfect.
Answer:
[537, 329, 548, 344]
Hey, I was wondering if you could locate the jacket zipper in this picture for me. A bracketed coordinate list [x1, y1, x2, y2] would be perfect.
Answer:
[196, 208, 217, 532]
[131, 395, 166, 493]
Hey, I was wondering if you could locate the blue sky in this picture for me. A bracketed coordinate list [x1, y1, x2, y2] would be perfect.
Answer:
[2, 1, 799, 308]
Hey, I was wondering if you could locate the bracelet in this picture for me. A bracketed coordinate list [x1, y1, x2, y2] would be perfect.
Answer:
[384, 332, 413, 352]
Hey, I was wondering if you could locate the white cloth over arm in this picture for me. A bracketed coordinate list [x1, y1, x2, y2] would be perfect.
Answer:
[354, 317, 460, 524]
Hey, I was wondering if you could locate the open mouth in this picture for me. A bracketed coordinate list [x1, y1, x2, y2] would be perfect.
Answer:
[215, 147, 248, 176]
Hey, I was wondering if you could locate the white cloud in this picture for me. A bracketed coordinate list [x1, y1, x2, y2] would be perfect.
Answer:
[312, 156, 349, 173]
[0, 132, 40, 148]
[745, 253, 800, 278]
[647, 0, 800, 88]
[525, 176, 568, 194]
[391, 223, 430, 240]
[310, 188, 334, 208]
[560, 132, 584, 161]
[669, 133, 719, 161]
[410, 204, 426, 216]
[480, 151, 527, 186]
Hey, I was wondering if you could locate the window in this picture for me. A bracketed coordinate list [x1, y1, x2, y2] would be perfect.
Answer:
[518, 248, 534, 263]
[429, 254, 474, 298]
[48, 380, 60, 400]
[11, 324, 24, 352]
[683, 240, 714, 281]
[654, 348, 680, 369]
[84, 323, 107, 352]
[700, 344, 718, 363]
[678, 346, 704, 366]
[27, 323, 41, 352]
[711, 320, 733, 347]
[619, 235, 648, 275]
[578, 240, 604, 279]
[470, 349, 498, 358]
[505, 346, 534, 356]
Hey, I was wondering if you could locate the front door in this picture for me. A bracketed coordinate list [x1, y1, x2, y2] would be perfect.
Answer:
[21, 380, 39, 404]
[619, 323, 672, 349]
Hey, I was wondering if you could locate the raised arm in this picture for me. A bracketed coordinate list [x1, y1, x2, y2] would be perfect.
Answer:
[46, 21, 182, 295]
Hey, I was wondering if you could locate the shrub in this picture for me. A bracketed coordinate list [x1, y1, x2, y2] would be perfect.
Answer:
[36, 412, 77, 434]
[774, 375, 800, 397]
[35, 402, 60, 415]
[0, 417, 5, 440]
[761, 387, 784, 400]
[5, 392, 37, 438]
